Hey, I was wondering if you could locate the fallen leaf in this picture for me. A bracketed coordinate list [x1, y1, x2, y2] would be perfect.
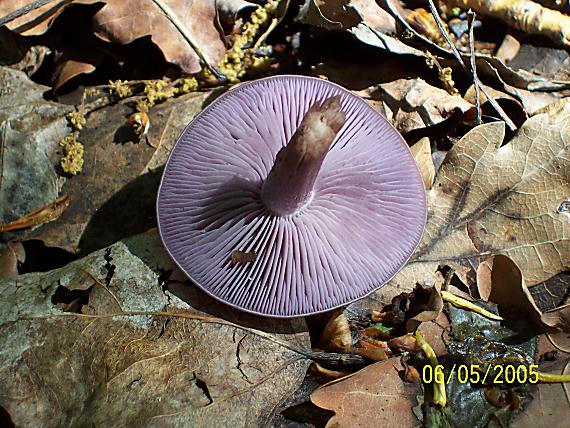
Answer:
[512, 358, 570, 427]
[318, 311, 352, 353]
[416, 312, 449, 357]
[0, 241, 24, 279]
[487, 254, 543, 326]
[0, 66, 72, 144]
[350, 98, 570, 312]
[0, 196, 70, 232]
[0, 122, 60, 239]
[52, 58, 96, 92]
[88, 0, 226, 74]
[1, 0, 226, 75]
[405, 284, 443, 332]
[416, 101, 570, 286]
[476, 258, 493, 301]
[0, 0, 70, 36]
[410, 137, 435, 190]
[297, 0, 421, 56]
[530, 272, 570, 313]
[0, 229, 310, 427]
[485, 255, 570, 337]
[363, 78, 474, 134]
[311, 357, 420, 427]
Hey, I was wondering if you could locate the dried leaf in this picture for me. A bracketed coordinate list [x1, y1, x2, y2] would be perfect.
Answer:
[364, 78, 474, 134]
[0, 229, 310, 427]
[297, 0, 421, 56]
[1, 0, 226, 74]
[0, 122, 60, 239]
[0, 241, 24, 279]
[0, 0, 71, 36]
[87, 0, 225, 74]
[350, 99, 570, 312]
[0, 196, 69, 232]
[311, 358, 420, 427]
[53, 58, 96, 92]
[486, 255, 570, 335]
[415, 101, 570, 286]
[410, 137, 435, 190]
[476, 258, 493, 301]
[512, 358, 570, 427]
[318, 311, 352, 353]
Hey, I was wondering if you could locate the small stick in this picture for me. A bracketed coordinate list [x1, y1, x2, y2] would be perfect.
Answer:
[467, 10, 481, 125]
[426, 0, 516, 130]
[0, 0, 58, 27]
[150, 0, 225, 82]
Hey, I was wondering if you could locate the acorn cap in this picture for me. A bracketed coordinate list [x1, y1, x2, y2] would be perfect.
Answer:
[157, 75, 426, 317]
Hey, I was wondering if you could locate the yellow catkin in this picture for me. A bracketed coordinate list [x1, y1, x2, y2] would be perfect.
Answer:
[59, 132, 84, 175]
[215, 0, 281, 83]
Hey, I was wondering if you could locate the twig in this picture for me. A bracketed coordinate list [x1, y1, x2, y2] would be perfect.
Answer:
[467, 10, 481, 125]
[150, 0, 225, 82]
[0, 0, 58, 27]
[426, 0, 516, 130]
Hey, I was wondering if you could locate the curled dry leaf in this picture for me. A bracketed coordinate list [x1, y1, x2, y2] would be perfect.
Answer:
[405, 285, 443, 333]
[410, 137, 436, 190]
[311, 357, 420, 428]
[0, 0, 71, 36]
[297, 0, 421, 56]
[0, 229, 310, 427]
[486, 255, 570, 336]
[363, 78, 474, 134]
[318, 311, 352, 353]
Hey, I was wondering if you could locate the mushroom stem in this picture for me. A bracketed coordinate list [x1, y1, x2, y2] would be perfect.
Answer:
[261, 96, 346, 216]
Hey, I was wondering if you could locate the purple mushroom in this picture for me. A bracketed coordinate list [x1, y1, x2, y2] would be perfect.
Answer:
[157, 75, 426, 317]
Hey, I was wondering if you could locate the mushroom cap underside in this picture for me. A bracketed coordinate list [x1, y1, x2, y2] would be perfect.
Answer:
[157, 75, 426, 317]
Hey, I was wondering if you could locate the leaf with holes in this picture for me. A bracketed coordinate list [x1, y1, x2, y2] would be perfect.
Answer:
[0, 229, 310, 427]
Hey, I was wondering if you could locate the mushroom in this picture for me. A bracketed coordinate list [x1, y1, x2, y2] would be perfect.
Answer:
[157, 75, 426, 317]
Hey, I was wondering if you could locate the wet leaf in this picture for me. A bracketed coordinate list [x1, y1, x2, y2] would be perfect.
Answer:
[311, 357, 420, 427]
[444, 302, 536, 428]
[0, 229, 310, 427]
